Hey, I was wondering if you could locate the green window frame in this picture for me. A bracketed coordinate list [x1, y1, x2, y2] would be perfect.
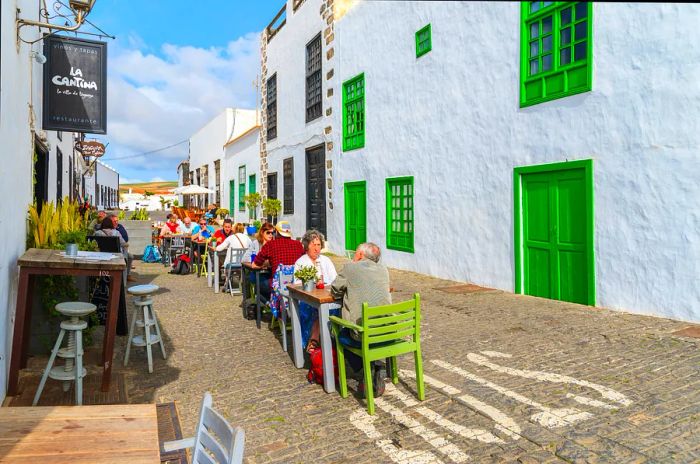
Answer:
[415, 24, 432, 58]
[248, 174, 256, 194]
[520, 1, 592, 107]
[386, 176, 414, 253]
[342, 73, 365, 151]
[238, 166, 246, 211]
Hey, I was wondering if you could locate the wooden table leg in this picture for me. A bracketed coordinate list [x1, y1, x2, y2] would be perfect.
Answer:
[101, 270, 122, 392]
[20, 274, 35, 369]
[8, 269, 30, 396]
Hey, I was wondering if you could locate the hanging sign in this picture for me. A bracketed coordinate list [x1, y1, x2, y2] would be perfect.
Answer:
[75, 140, 106, 157]
[42, 36, 107, 134]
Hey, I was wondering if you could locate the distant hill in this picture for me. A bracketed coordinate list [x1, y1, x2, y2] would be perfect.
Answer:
[120, 181, 178, 195]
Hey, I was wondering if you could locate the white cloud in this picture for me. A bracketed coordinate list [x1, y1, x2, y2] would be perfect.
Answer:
[101, 32, 261, 180]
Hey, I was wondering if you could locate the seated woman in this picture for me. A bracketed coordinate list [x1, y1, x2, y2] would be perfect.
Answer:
[293, 229, 337, 351]
[95, 217, 135, 282]
[215, 223, 252, 267]
[204, 203, 218, 221]
[245, 222, 275, 263]
[160, 213, 181, 236]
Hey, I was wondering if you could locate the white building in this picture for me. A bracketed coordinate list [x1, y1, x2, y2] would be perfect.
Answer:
[187, 108, 258, 210]
[223, 125, 261, 223]
[121, 189, 178, 212]
[0, 1, 118, 402]
[261, 0, 331, 239]
[91, 160, 120, 210]
[262, 1, 700, 322]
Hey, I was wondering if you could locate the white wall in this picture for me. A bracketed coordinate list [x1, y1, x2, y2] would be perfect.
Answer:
[189, 108, 257, 207]
[329, 2, 700, 322]
[223, 128, 261, 223]
[0, 0, 43, 402]
[45, 132, 77, 202]
[95, 161, 119, 209]
[264, 0, 331, 240]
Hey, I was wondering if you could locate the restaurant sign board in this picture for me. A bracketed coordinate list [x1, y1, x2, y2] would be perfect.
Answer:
[75, 140, 106, 157]
[43, 36, 107, 134]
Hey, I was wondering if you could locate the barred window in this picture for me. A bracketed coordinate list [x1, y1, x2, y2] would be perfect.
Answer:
[342, 73, 365, 151]
[386, 176, 414, 253]
[266, 73, 278, 141]
[283, 157, 294, 214]
[305, 33, 322, 122]
[238, 166, 246, 211]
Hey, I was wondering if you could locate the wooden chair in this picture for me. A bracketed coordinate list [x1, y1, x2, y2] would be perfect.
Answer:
[164, 392, 244, 464]
[329, 293, 425, 415]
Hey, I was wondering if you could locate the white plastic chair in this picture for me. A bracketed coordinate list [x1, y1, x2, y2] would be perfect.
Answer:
[277, 271, 295, 352]
[223, 248, 246, 295]
[164, 392, 245, 464]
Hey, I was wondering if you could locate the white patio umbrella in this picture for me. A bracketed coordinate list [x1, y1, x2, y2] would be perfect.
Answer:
[172, 184, 215, 195]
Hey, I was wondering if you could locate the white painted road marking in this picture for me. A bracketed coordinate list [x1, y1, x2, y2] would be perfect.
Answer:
[468, 352, 632, 406]
[400, 369, 522, 440]
[432, 359, 594, 427]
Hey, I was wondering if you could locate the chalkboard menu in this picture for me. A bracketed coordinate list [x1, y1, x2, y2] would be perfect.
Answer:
[89, 276, 128, 335]
[43, 36, 107, 134]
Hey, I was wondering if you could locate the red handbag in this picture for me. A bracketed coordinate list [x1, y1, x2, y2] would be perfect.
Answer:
[307, 345, 338, 385]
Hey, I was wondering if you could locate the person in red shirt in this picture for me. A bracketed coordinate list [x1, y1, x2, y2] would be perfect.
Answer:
[252, 220, 304, 298]
[214, 219, 234, 244]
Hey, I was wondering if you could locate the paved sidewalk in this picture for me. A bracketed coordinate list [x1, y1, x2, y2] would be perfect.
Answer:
[115, 257, 699, 463]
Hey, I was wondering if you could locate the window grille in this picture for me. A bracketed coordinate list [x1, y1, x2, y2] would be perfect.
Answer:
[283, 157, 294, 214]
[238, 166, 246, 211]
[266, 74, 278, 140]
[306, 33, 323, 122]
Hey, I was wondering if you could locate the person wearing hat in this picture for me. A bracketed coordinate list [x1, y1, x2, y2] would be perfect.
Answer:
[251, 220, 304, 298]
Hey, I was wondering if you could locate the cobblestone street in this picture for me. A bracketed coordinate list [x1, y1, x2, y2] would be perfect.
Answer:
[114, 257, 699, 463]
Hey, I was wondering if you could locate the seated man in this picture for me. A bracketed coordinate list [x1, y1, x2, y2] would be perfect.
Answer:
[192, 218, 214, 240]
[213, 218, 234, 244]
[251, 221, 304, 299]
[110, 214, 133, 274]
[179, 216, 196, 235]
[331, 242, 391, 397]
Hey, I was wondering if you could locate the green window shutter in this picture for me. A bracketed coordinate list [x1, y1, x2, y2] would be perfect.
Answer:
[385, 176, 414, 253]
[520, 1, 592, 107]
[238, 166, 246, 211]
[415, 24, 432, 58]
[249, 174, 256, 194]
[342, 73, 365, 152]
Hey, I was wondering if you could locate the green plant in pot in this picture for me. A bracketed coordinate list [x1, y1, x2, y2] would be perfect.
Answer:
[216, 208, 229, 218]
[262, 198, 282, 224]
[244, 193, 262, 220]
[294, 265, 318, 292]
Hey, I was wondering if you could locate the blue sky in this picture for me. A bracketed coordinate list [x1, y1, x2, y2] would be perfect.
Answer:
[86, 1, 284, 183]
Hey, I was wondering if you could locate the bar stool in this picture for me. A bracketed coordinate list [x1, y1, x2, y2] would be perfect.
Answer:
[124, 284, 166, 373]
[33, 301, 96, 406]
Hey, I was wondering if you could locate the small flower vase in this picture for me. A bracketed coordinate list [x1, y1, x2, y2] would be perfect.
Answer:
[303, 280, 316, 292]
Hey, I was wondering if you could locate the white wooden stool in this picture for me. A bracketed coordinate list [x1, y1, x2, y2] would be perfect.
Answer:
[124, 284, 166, 373]
[33, 301, 96, 406]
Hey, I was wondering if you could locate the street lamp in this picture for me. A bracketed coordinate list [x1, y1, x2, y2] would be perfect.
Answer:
[17, 0, 98, 40]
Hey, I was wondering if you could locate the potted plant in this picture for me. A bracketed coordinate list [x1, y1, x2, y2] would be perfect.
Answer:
[262, 198, 282, 224]
[244, 193, 262, 221]
[216, 208, 229, 219]
[294, 265, 318, 292]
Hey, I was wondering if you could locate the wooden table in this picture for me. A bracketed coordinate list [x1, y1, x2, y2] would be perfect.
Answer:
[241, 262, 270, 329]
[287, 285, 342, 393]
[0, 404, 160, 463]
[8, 249, 126, 396]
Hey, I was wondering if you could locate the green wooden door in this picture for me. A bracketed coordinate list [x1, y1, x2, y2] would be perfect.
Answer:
[229, 180, 235, 212]
[517, 161, 594, 305]
[249, 174, 256, 194]
[344, 181, 367, 251]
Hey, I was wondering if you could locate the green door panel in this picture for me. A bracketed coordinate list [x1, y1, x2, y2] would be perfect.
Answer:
[516, 161, 594, 306]
[345, 181, 367, 251]
[229, 180, 235, 212]
[249, 174, 256, 194]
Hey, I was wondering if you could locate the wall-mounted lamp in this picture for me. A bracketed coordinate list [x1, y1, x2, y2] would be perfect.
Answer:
[30, 50, 47, 64]
[16, 0, 97, 43]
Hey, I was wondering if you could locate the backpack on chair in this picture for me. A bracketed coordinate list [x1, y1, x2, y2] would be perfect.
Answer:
[170, 254, 191, 275]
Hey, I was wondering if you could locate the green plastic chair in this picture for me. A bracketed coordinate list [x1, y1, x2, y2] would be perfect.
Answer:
[330, 293, 424, 415]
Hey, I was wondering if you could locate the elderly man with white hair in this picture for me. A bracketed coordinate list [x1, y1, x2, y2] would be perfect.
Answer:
[330, 242, 392, 398]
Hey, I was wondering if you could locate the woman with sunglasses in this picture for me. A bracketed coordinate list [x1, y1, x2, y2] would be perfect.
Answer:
[245, 222, 275, 262]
